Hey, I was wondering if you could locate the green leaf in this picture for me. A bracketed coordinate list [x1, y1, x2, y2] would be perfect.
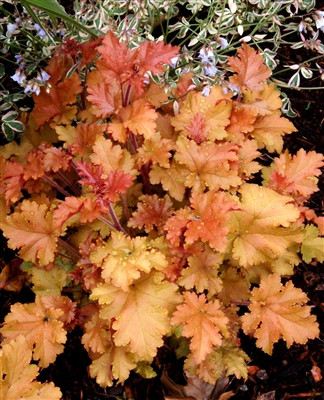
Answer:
[0, 63, 5, 79]
[20, 0, 99, 37]
[300, 67, 313, 79]
[0, 103, 12, 112]
[12, 93, 26, 102]
[1, 123, 15, 141]
[6, 121, 25, 133]
[288, 71, 300, 88]
[2, 111, 18, 122]
[301, 225, 324, 263]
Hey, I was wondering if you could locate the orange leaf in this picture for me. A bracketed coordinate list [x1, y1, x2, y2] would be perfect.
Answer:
[128, 194, 174, 234]
[82, 312, 110, 354]
[250, 112, 297, 153]
[96, 31, 137, 83]
[177, 243, 223, 297]
[53, 196, 101, 228]
[172, 87, 232, 142]
[78, 36, 103, 68]
[45, 54, 74, 86]
[218, 267, 250, 306]
[136, 40, 179, 75]
[237, 139, 262, 179]
[175, 137, 241, 192]
[56, 123, 106, 158]
[43, 147, 72, 172]
[87, 78, 121, 118]
[149, 161, 187, 202]
[0, 156, 25, 204]
[1, 335, 62, 399]
[90, 136, 136, 176]
[1, 295, 68, 368]
[241, 274, 319, 354]
[171, 292, 229, 363]
[31, 73, 82, 127]
[263, 148, 324, 200]
[228, 43, 271, 92]
[1, 200, 62, 266]
[96, 31, 178, 95]
[167, 190, 240, 251]
[108, 99, 157, 143]
[226, 104, 258, 142]
[137, 132, 174, 168]
[91, 271, 181, 360]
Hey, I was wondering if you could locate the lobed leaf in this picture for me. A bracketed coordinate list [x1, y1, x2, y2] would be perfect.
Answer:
[241, 274, 319, 354]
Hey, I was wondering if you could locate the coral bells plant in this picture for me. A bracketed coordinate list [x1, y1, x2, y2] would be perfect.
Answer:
[1, 31, 324, 397]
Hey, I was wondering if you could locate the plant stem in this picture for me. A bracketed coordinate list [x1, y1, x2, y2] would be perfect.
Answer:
[42, 174, 71, 197]
[56, 171, 81, 196]
[58, 237, 81, 258]
[108, 203, 127, 234]
[98, 215, 118, 231]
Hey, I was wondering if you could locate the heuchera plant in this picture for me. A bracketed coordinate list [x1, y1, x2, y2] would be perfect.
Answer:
[1, 32, 324, 398]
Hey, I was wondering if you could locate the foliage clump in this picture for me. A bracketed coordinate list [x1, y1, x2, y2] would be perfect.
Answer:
[0, 28, 323, 395]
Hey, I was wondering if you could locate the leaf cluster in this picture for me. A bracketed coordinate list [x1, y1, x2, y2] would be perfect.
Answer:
[1, 0, 324, 141]
[0, 31, 323, 395]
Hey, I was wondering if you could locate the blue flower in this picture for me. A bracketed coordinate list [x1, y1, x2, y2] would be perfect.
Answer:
[24, 80, 41, 96]
[198, 46, 215, 63]
[218, 37, 229, 49]
[7, 23, 17, 35]
[37, 70, 51, 83]
[228, 83, 240, 93]
[11, 68, 26, 85]
[201, 85, 211, 97]
[204, 64, 218, 76]
[314, 11, 324, 30]
[14, 54, 23, 63]
[298, 21, 307, 33]
[34, 23, 46, 38]
[170, 56, 179, 68]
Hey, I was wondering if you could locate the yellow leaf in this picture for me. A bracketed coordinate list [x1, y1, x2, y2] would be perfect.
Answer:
[242, 83, 282, 115]
[241, 274, 319, 354]
[91, 232, 168, 292]
[91, 271, 182, 360]
[184, 340, 249, 384]
[301, 224, 324, 263]
[172, 86, 232, 142]
[175, 136, 241, 192]
[149, 161, 187, 202]
[251, 112, 297, 153]
[89, 342, 137, 387]
[227, 184, 304, 268]
[31, 265, 67, 296]
[90, 136, 137, 176]
[1, 335, 62, 399]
